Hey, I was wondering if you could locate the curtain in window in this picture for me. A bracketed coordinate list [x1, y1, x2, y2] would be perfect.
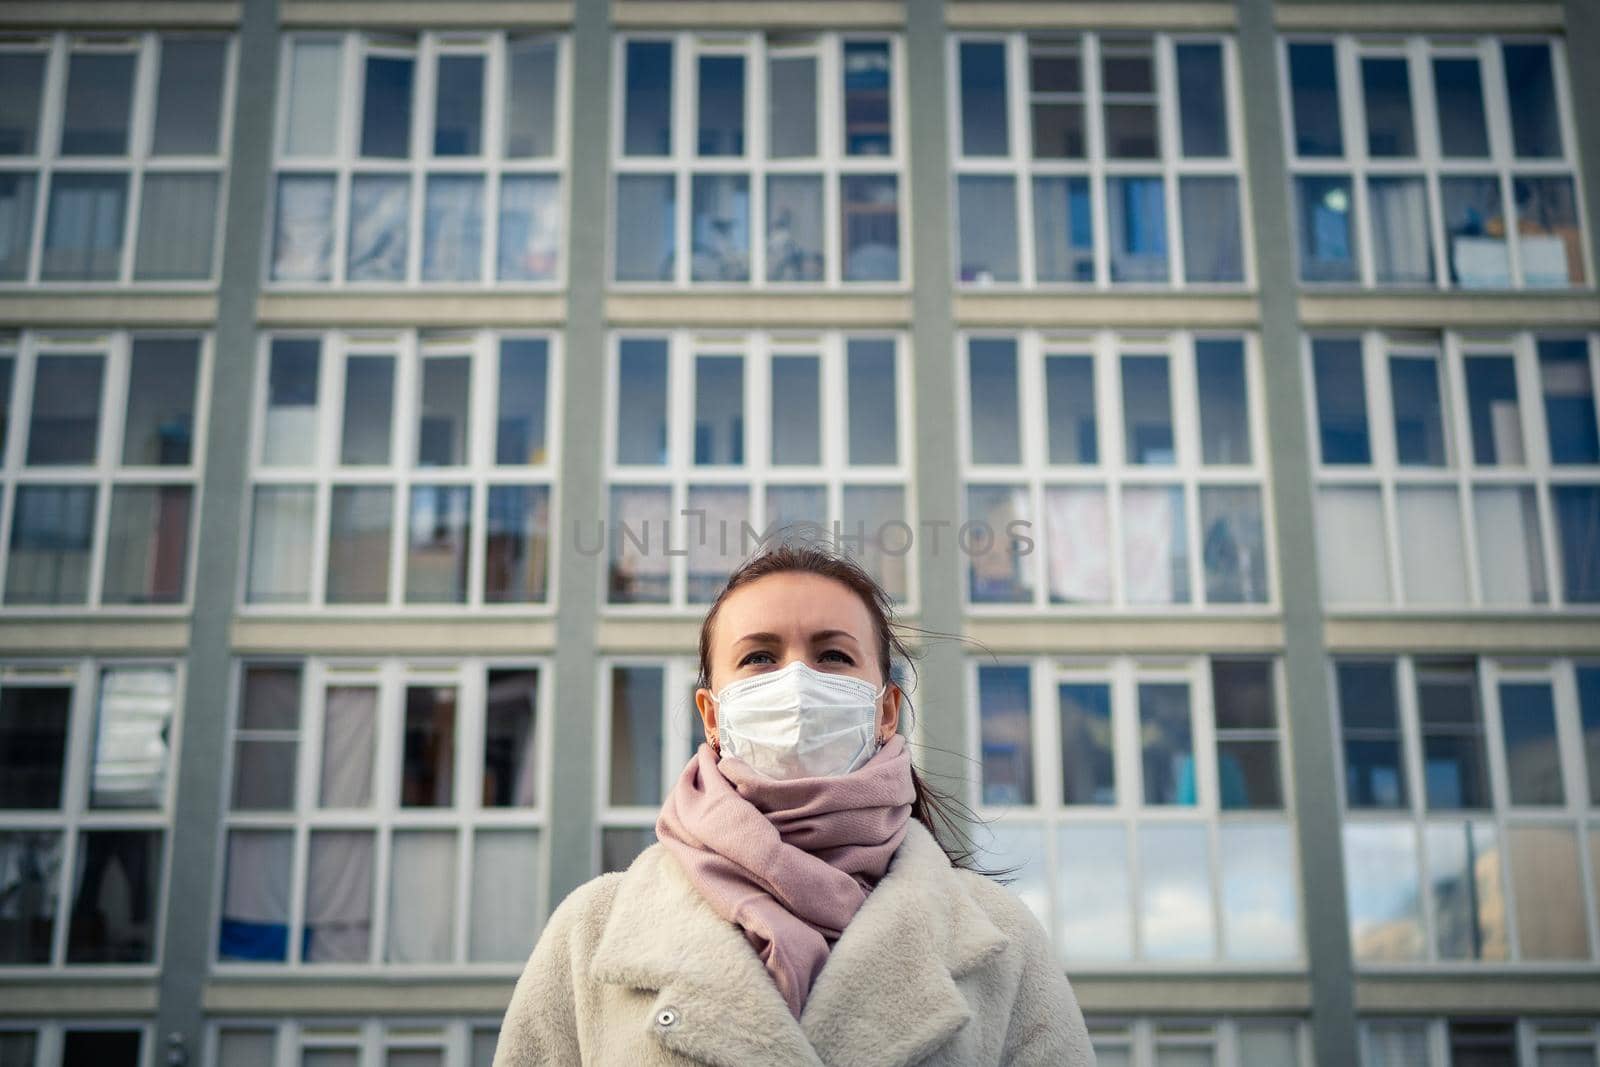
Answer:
[469, 832, 539, 962]
[1043, 485, 1109, 604]
[1396, 486, 1467, 603]
[1121, 486, 1187, 603]
[246, 486, 315, 603]
[1365, 1026, 1428, 1067]
[422, 175, 484, 281]
[42, 173, 127, 280]
[304, 830, 373, 962]
[219, 830, 291, 961]
[1316, 486, 1389, 604]
[386, 831, 456, 962]
[1368, 177, 1432, 284]
[319, 687, 376, 808]
[347, 175, 410, 282]
[271, 174, 334, 281]
[1473, 486, 1547, 604]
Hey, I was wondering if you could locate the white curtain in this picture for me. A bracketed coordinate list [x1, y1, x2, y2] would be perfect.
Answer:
[305, 831, 373, 962]
[319, 687, 376, 808]
[271, 174, 334, 282]
[1396, 486, 1467, 604]
[469, 832, 540, 962]
[1368, 177, 1431, 284]
[1121, 486, 1187, 604]
[1474, 486, 1547, 604]
[387, 831, 457, 963]
[1316, 486, 1390, 605]
[247, 487, 315, 603]
[1044, 486, 1110, 604]
[220, 830, 291, 957]
[348, 175, 409, 282]
[423, 175, 484, 281]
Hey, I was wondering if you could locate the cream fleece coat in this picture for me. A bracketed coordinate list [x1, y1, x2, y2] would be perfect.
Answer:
[493, 817, 1095, 1066]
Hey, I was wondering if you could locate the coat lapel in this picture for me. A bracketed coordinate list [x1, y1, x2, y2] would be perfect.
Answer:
[588, 819, 1010, 1067]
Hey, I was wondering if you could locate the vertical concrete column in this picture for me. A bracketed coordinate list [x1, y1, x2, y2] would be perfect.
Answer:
[156, 0, 279, 1052]
[545, 0, 612, 903]
[1563, 0, 1600, 279]
[902, 0, 970, 811]
[1233, 0, 1359, 1060]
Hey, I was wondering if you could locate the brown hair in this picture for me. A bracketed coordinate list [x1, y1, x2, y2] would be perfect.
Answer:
[695, 537, 1009, 875]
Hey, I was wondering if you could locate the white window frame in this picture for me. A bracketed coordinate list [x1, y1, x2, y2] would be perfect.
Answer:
[0, 31, 236, 289]
[240, 328, 562, 614]
[0, 1020, 157, 1067]
[265, 30, 570, 291]
[957, 328, 1277, 613]
[205, 1017, 506, 1067]
[1305, 329, 1600, 613]
[0, 330, 211, 613]
[0, 658, 183, 976]
[608, 31, 910, 290]
[1331, 653, 1600, 970]
[213, 655, 554, 974]
[1358, 1017, 1600, 1067]
[947, 31, 1252, 291]
[1278, 33, 1593, 291]
[601, 328, 917, 614]
[966, 654, 1304, 972]
[1088, 1017, 1314, 1067]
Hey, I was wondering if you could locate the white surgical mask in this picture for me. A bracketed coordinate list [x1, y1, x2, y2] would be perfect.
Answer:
[710, 659, 888, 780]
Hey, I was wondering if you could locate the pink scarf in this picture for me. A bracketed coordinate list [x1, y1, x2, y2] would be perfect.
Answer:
[654, 732, 916, 1020]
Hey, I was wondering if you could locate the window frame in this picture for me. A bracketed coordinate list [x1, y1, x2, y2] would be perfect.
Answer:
[1088, 1017, 1314, 1067]
[0, 1020, 157, 1067]
[205, 1016, 505, 1067]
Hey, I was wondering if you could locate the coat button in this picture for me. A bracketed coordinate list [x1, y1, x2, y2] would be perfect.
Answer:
[655, 1007, 680, 1028]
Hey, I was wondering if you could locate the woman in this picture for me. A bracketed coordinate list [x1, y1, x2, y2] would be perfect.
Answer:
[495, 542, 1094, 1066]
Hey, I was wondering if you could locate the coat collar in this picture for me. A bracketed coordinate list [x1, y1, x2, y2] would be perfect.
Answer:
[588, 818, 1010, 1067]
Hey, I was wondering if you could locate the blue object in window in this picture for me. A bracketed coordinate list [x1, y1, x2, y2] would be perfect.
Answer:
[218, 917, 288, 962]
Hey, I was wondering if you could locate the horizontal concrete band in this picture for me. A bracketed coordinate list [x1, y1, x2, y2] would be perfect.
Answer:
[1071, 975, 1312, 1014]
[946, 3, 1235, 29]
[203, 979, 515, 1015]
[955, 293, 1262, 328]
[0, 294, 219, 327]
[0, 3, 239, 27]
[1355, 974, 1600, 1015]
[1324, 616, 1600, 654]
[1275, 3, 1563, 32]
[258, 293, 568, 327]
[279, 2, 572, 28]
[1298, 293, 1600, 328]
[613, 2, 905, 28]
[0, 620, 192, 655]
[231, 618, 560, 654]
[0, 980, 158, 1017]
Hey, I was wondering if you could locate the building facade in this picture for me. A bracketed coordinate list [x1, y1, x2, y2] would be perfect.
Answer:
[1, 0, 1598, 1064]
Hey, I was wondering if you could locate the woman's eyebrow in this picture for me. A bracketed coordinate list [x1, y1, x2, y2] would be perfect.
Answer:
[810, 629, 859, 645]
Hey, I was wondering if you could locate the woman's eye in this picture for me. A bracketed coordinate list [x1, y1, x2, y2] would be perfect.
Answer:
[821, 649, 854, 664]
[738, 651, 775, 666]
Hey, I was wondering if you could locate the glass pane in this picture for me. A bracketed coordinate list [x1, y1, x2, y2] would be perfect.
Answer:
[347, 175, 409, 282]
[505, 36, 557, 158]
[0, 827, 56, 956]
[340, 355, 394, 465]
[1312, 338, 1369, 463]
[485, 484, 550, 602]
[614, 174, 675, 281]
[417, 356, 470, 466]
[1450, 1022, 1516, 1067]
[231, 739, 295, 810]
[319, 686, 376, 808]
[1044, 354, 1096, 464]
[361, 51, 414, 158]
[270, 173, 335, 281]
[1138, 824, 1213, 959]
[978, 665, 1032, 804]
[1200, 486, 1267, 604]
[968, 338, 1020, 465]
[218, 829, 291, 961]
[1043, 485, 1109, 604]
[497, 174, 561, 282]
[153, 38, 226, 155]
[66, 829, 162, 962]
[967, 484, 1032, 603]
[1390, 355, 1447, 465]
[387, 831, 456, 962]
[1499, 681, 1563, 805]
[263, 338, 321, 465]
[1474, 486, 1548, 605]
[1361, 57, 1415, 157]
[1212, 658, 1276, 733]
[1033, 175, 1093, 282]
[124, 338, 199, 466]
[685, 484, 748, 601]
[1196, 338, 1250, 463]
[608, 485, 671, 603]
[471, 831, 540, 961]
[305, 829, 373, 962]
[610, 664, 664, 806]
[959, 41, 1008, 157]
[4, 485, 96, 605]
[692, 354, 743, 465]
[1180, 176, 1243, 283]
[765, 484, 826, 544]
[600, 827, 656, 874]
[285, 40, 342, 157]
[1288, 42, 1342, 156]
[843, 41, 892, 156]
[1237, 1026, 1299, 1067]
[434, 54, 483, 156]
[616, 338, 669, 465]
[1368, 176, 1433, 284]
[1508, 825, 1589, 959]
[690, 173, 749, 282]
[405, 485, 471, 603]
[1464, 354, 1522, 465]
[842, 485, 908, 603]
[975, 821, 1048, 930]
[0, 356, 9, 462]
[484, 669, 539, 806]
[1220, 823, 1299, 960]
[1296, 175, 1356, 282]
[1441, 176, 1509, 288]
[1139, 683, 1194, 805]
[1176, 42, 1227, 157]
[1433, 57, 1489, 157]
[246, 486, 315, 603]
[1107, 176, 1167, 282]
[696, 54, 744, 156]
[216, 1032, 277, 1067]
[847, 337, 897, 464]
[402, 685, 456, 806]
[770, 354, 820, 465]
[1121, 355, 1174, 464]
[422, 175, 484, 281]
[1540, 337, 1598, 464]
[1344, 822, 1423, 960]
[623, 40, 673, 156]
[1428, 820, 1507, 960]
[1058, 683, 1113, 804]
[1515, 176, 1585, 287]
[1503, 43, 1562, 158]
[61, 52, 135, 155]
[840, 174, 898, 281]
[1418, 660, 1489, 809]
[1339, 660, 1407, 808]
[0, 687, 69, 809]
[135, 171, 219, 279]
[1582, 666, 1600, 806]
[1056, 824, 1129, 960]
[768, 53, 817, 158]
[240, 667, 299, 733]
[61, 1032, 141, 1066]
[957, 175, 1018, 285]
[765, 174, 823, 282]
[325, 486, 393, 604]
[27, 354, 102, 465]
[1396, 486, 1467, 604]
[1367, 1024, 1428, 1067]
[1123, 485, 1189, 604]
[0, 52, 46, 154]
[1102, 39, 1157, 159]
[41, 172, 127, 280]
[0, 173, 36, 281]
[101, 485, 192, 604]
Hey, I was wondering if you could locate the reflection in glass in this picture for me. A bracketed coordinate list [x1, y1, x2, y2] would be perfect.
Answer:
[1499, 681, 1563, 805]
[1390, 354, 1447, 465]
[696, 55, 744, 156]
[1044, 486, 1109, 604]
[1464, 355, 1522, 465]
[1200, 487, 1266, 604]
[1220, 823, 1298, 960]
[102, 486, 192, 604]
[842, 486, 908, 602]
[1045, 354, 1096, 464]
[1312, 337, 1368, 464]
[615, 174, 675, 282]
[976, 821, 1048, 932]
[341, 355, 395, 465]
[966, 484, 1032, 604]
[1539, 338, 1598, 464]
[434, 55, 484, 156]
[0, 52, 46, 155]
[360, 53, 415, 159]
[623, 41, 672, 156]
[969, 338, 1020, 464]
[766, 175, 823, 282]
[405, 485, 471, 603]
[847, 338, 897, 464]
[959, 42, 1008, 157]
[0, 830, 60, 963]
[1295, 175, 1356, 282]
[42, 173, 128, 281]
[978, 665, 1032, 804]
[1508, 825, 1589, 959]
[1288, 42, 1342, 157]
[1175, 43, 1227, 157]
[1138, 824, 1212, 959]
[0, 174, 36, 281]
[497, 175, 561, 283]
[327, 486, 392, 603]
[690, 174, 749, 282]
[616, 338, 669, 465]
[422, 175, 484, 281]
[840, 175, 899, 281]
[1344, 822, 1423, 960]
[417, 356, 470, 466]
[842, 42, 892, 157]
[610, 665, 664, 806]
[1058, 683, 1113, 804]
[348, 176, 410, 282]
[1515, 176, 1585, 288]
[685, 485, 748, 602]
[1427, 820, 1506, 960]
[1338, 659, 1406, 808]
[270, 173, 335, 282]
[5, 486, 96, 605]
[692, 354, 744, 465]
[608, 485, 670, 603]
[1196, 338, 1250, 464]
[485, 485, 550, 603]
[1361, 57, 1415, 157]
[1139, 683, 1194, 805]
[496, 340, 548, 464]
[1033, 176, 1093, 282]
[1107, 176, 1167, 282]
[1056, 824, 1129, 960]
[1417, 658, 1489, 810]
[1122, 486, 1188, 604]
[1441, 176, 1508, 288]
[770, 354, 820, 465]
[1121, 355, 1173, 464]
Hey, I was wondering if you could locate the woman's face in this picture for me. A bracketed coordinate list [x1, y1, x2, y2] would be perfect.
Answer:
[695, 571, 901, 747]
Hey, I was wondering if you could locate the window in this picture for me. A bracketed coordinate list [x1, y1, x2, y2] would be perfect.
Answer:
[1361, 1019, 1600, 1067]
[208, 1018, 505, 1067]
[1090, 1019, 1309, 1067]
[961, 331, 1271, 610]
[218, 659, 548, 968]
[596, 658, 706, 875]
[0, 331, 205, 608]
[951, 33, 1247, 288]
[604, 331, 913, 608]
[972, 656, 1300, 967]
[0, 661, 179, 968]
[1335, 654, 1600, 965]
[0, 1022, 154, 1067]
[0, 32, 232, 285]
[269, 32, 565, 287]
[612, 33, 905, 286]
[244, 330, 557, 609]
[1282, 36, 1588, 289]
[1308, 331, 1600, 609]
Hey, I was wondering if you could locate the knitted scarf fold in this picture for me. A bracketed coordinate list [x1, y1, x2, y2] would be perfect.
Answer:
[654, 732, 916, 1020]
